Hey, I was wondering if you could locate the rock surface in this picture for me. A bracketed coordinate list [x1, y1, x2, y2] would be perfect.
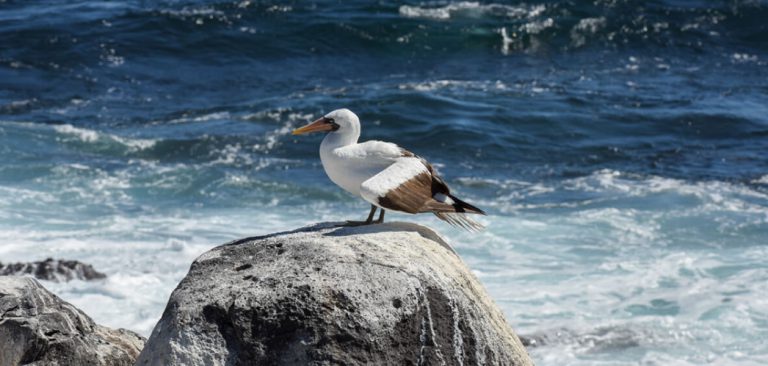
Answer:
[0, 276, 145, 366]
[137, 222, 533, 366]
[0, 258, 106, 282]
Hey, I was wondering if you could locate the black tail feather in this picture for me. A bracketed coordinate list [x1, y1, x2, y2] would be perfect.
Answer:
[449, 194, 486, 215]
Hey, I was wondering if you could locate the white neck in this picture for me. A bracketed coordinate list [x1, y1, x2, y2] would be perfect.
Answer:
[320, 126, 360, 150]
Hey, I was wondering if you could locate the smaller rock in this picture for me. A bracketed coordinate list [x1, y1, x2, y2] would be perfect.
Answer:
[0, 258, 106, 282]
[520, 326, 645, 352]
[0, 276, 145, 366]
[519, 335, 546, 348]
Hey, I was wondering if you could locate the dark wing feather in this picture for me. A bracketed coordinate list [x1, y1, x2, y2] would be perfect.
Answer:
[361, 151, 486, 231]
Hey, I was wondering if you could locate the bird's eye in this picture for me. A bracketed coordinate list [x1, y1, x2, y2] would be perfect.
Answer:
[325, 117, 340, 131]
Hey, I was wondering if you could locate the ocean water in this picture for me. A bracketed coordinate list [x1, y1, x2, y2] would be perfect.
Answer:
[1, 0, 767, 364]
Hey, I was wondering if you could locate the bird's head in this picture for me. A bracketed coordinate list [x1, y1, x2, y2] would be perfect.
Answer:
[292, 108, 360, 136]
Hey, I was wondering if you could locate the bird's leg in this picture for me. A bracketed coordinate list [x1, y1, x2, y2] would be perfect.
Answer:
[374, 209, 385, 224]
[364, 204, 377, 224]
[343, 205, 378, 226]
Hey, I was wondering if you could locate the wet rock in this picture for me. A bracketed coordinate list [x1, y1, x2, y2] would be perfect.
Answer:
[519, 335, 545, 348]
[0, 276, 145, 366]
[137, 222, 533, 366]
[0, 258, 106, 282]
[520, 326, 647, 352]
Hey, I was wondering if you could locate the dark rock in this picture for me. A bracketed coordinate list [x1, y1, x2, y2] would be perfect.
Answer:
[137, 222, 533, 366]
[519, 334, 547, 348]
[0, 276, 145, 366]
[0, 258, 106, 282]
[521, 326, 646, 352]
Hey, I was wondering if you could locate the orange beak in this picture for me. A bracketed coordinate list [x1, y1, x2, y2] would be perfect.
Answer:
[292, 117, 334, 135]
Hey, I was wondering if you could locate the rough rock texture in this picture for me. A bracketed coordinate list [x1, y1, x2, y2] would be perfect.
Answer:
[0, 276, 145, 366]
[137, 222, 533, 366]
[0, 258, 106, 282]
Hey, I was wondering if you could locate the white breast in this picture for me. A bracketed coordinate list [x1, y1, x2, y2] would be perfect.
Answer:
[319, 139, 401, 197]
[320, 149, 383, 196]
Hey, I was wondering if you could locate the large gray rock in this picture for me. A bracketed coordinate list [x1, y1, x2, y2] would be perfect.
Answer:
[0, 276, 145, 366]
[137, 222, 533, 366]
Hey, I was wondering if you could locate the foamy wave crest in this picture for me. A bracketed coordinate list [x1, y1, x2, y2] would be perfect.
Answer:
[53, 124, 99, 142]
[53, 124, 157, 151]
[209, 143, 245, 165]
[473, 170, 768, 214]
[512, 241, 768, 365]
[565, 169, 768, 209]
[165, 111, 231, 124]
[399, 2, 544, 20]
[156, 6, 231, 25]
[466, 205, 768, 365]
[0, 207, 351, 336]
[570, 17, 607, 48]
[752, 175, 768, 185]
[245, 109, 313, 152]
[398, 79, 508, 92]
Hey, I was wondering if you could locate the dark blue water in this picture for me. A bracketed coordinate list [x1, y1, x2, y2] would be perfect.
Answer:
[2, 1, 767, 364]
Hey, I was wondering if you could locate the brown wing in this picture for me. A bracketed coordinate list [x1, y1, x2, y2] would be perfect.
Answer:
[360, 157, 434, 214]
[376, 170, 434, 214]
[360, 150, 485, 223]
[400, 148, 452, 197]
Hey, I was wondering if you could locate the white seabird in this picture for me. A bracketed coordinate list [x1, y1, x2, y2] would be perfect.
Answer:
[292, 108, 486, 231]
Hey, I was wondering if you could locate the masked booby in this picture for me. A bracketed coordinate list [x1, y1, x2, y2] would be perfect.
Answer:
[292, 108, 485, 231]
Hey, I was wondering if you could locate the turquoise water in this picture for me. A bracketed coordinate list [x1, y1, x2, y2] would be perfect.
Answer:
[1, 1, 767, 364]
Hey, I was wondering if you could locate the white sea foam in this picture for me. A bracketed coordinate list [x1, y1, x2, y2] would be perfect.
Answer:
[158, 6, 227, 20]
[472, 170, 768, 215]
[398, 79, 508, 92]
[399, 2, 544, 21]
[2, 155, 766, 364]
[54, 124, 99, 142]
[0, 209, 326, 336]
[499, 27, 514, 55]
[1, 98, 37, 111]
[447, 171, 768, 364]
[99, 44, 124, 67]
[241, 108, 288, 121]
[53, 123, 157, 151]
[520, 17, 553, 34]
[166, 111, 231, 124]
[265, 5, 292, 13]
[246, 110, 312, 152]
[498, 15, 556, 55]
[111, 135, 157, 150]
[753, 175, 768, 185]
[563, 170, 768, 211]
[732, 53, 759, 64]
[209, 143, 254, 166]
[571, 17, 607, 47]
[462, 210, 768, 365]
